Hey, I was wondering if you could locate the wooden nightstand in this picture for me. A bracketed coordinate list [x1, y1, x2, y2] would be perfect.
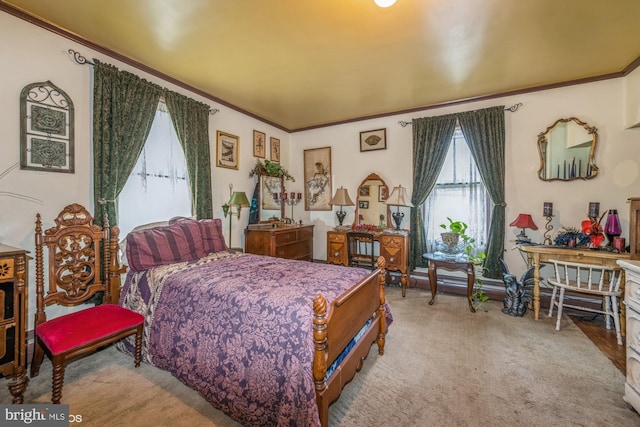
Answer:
[0, 244, 29, 403]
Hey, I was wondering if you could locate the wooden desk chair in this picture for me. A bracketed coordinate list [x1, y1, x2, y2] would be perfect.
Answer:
[546, 259, 623, 345]
[30, 204, 144, 403]
[346, 231, 376, 270]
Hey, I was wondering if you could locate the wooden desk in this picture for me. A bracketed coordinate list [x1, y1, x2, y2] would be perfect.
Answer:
[326, 229, 410, 293]
[423, 252, 476, 312]
[518, 245, 631, 320]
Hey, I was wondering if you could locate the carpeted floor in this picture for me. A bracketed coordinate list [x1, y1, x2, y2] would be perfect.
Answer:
[3, 287, 639, 426]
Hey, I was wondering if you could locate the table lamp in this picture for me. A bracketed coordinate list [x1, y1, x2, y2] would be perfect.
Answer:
[509, 213, 538, 244]
[329, 186, 355, 227]
[385, 185, 414, 230]
[222, 184, 250, 249]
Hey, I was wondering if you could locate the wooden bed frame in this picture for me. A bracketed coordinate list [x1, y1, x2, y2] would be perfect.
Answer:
[109, 239, 387, 427]
[313, 256, 387, 427]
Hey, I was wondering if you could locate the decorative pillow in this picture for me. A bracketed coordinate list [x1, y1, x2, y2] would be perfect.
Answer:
[126, 220, 205, 271]
[169, 217, 228, 254]
[120, 220, 171, 267]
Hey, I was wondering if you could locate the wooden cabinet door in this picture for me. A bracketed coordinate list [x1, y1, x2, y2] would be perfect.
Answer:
[327, 231, 348, 266]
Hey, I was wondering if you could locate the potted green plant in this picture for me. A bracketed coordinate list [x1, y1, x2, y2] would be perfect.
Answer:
[440, 217, 488, 308]
[248, 159, 295, 181]
[440, 217, 465, 247]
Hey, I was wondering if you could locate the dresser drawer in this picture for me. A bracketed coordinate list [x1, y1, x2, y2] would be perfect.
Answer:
[627, 305, 640, 352]
[274, 230, 299, 245]
[626, 274, 640, 308]
[328, 232, 346, 244]
[627, 352, 640, 395]
[275, 240, 312, 260]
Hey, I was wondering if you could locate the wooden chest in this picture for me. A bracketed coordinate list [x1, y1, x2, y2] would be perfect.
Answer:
[245, 225, 314, 261]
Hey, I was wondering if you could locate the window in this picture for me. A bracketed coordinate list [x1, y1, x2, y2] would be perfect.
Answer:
[117, 103, 192, 237]
[421, 126, 491, 254]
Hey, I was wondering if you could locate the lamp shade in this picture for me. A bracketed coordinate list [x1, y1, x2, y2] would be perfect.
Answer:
[385, 185, 414, 207]
[229, 191, 250, 207]
[330, 187, 354, 206]
[509, 214, 538, 230]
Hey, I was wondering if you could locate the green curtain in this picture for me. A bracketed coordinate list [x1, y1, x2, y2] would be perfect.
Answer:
[92, 60, 162, 227]
[457, 106, 506, 279]
[409, 113, 458, 269]
[164, 91, 213, 219]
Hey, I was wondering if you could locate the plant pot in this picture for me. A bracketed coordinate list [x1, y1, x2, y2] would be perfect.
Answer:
[441, 232, 460, 248]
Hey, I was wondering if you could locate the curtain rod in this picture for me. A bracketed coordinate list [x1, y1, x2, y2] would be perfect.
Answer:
[68, 49, 220, 115]
[397, 103, 522, 127]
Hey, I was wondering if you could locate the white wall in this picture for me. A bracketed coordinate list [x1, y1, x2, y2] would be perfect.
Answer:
[290, 78, 640, 277]
[2, 10, 639, 326]
[0, 12, 289, 327]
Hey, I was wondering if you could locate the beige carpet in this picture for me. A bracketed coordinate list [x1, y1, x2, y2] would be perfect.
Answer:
[4, 287, 639, 426]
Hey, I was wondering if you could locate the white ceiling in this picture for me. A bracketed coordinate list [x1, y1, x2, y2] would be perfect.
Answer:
[3, 0, 640, 131]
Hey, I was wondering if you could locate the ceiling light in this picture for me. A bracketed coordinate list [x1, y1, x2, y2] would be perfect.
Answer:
[374, 0, 397, 7]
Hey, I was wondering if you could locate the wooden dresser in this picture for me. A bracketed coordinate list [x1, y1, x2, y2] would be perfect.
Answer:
[0, 244, 29, 403]
[326, 229, 410, 294]
[616, 259, 640, 414]
[245, 224, 314, 261]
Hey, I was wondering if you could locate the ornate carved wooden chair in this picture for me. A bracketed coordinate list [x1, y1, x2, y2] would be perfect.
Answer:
[346, 231, 376, 270]
[546, 259, 623, 345]
[30, 203, 144, 403]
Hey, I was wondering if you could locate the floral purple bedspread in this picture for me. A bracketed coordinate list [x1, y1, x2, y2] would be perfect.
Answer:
[117, 251, 388, 426]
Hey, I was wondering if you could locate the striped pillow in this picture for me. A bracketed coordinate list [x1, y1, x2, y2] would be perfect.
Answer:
[126, 221, 205, 272]
[169, 217, 228, 254]
[198, 218, 228, 254]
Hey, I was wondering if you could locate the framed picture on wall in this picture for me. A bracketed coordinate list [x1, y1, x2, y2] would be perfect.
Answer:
[303, 146, 332, 211]
[216, 131, 239, 170]
[359, 128, 387, 152]
[253, 130, 266, 158]
[378, 185, 389, 202]
[270, 137, 280, 162]
[359, 200, 369, 209]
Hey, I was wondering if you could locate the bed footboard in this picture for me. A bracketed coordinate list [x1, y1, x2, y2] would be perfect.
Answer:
[313, 256, 387, 427]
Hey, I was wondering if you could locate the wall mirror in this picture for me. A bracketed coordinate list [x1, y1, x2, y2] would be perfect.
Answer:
[258, 174, 285, 221]
[537, 117, 598, 181]
[353, 173, 392, 228]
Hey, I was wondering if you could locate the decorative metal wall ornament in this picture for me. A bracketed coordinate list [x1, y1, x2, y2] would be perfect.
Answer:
[20, 81, 74, 173]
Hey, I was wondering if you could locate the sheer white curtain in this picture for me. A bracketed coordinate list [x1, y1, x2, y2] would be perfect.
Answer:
[421, 127, 491, 255]
[117, 103, 192, 238]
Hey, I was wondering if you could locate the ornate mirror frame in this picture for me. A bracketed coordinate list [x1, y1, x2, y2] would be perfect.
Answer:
[352, 173, 392, 228]
[537, 117, 598, 182]
[258, 173, 286, 221]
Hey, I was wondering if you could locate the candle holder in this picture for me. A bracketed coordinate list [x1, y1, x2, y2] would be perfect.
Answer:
[543, 215, 554, 245]
[273, 192, 302, 223]
[588, 202, 600, 223]
[604, 209, 622, 247]
[543, 202, 553, 245]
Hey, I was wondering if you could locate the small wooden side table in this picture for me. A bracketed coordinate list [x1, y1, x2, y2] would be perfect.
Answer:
[422, 252, 476, 313]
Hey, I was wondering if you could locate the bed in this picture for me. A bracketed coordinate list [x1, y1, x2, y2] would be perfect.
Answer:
[112, 217, 390, 426]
